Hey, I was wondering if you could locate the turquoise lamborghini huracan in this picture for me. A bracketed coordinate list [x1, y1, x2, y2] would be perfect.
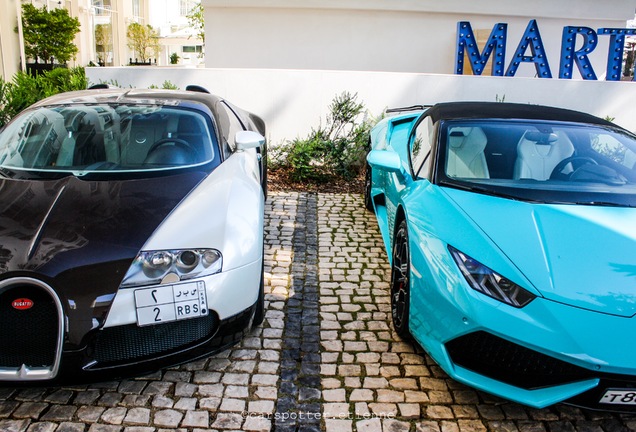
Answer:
[366, 102, 636, 411]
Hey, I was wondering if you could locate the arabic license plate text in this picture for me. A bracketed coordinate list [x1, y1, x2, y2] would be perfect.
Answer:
[134, 281, 208, 326]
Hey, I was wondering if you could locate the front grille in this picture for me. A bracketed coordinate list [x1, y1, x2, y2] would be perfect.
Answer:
[446, 331, 594, 389]
[94, 314, 218, 364]
[0, 285, 59, 368]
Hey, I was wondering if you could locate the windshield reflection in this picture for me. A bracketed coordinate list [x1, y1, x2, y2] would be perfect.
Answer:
[438, 119, 636, 207]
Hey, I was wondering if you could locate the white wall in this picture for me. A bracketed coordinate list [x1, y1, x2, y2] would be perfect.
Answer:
[201, 0, 635, 77]
[87, 67, 636, 147]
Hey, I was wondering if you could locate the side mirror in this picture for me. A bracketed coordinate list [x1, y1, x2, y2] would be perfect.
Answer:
[367, 149, 402, 173]
[235, 130, 265, 151]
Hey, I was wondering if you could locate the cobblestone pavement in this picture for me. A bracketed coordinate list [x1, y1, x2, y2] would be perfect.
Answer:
[1, 192, 636, 432]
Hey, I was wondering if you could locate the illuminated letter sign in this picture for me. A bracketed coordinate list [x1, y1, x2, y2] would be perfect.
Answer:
[456, 20, 636, 81]
[505, 20, 552, 78]
[559, 27, 598, 80]
[598, 28, 636, 81]
[455, 21, 507, 76]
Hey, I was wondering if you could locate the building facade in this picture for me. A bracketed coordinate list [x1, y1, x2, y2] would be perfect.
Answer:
[0, 0, 151, 80]
[149, 0, 204, 66]
[201, 0, 635, 80]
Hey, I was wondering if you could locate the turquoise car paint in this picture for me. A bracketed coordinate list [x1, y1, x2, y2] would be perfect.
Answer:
[443, 188, 636, 317]
[367, 149, 402, 173]
[366, 102, 636, 411]
[453, 367, 599, 409]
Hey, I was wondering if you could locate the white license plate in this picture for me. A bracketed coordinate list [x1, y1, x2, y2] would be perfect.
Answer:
[134, 281, 208, 326]
[600, 389, 636, 405]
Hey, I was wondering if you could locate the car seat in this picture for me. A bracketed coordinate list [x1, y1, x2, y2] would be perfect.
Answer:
[513, 131, 574, 180]
[446, 127, 490, 179]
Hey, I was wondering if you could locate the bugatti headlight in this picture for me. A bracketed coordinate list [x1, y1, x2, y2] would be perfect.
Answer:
[120, 249, 222, 288]
[449, 246, 535, 308]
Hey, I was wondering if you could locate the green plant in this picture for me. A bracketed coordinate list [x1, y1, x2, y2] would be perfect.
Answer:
[148, 81, 179, 90]
[169, 52, 180, 65]
[18, 4, 81, 64]
[272, 92, 373, 182]
[127, 22, 160, 63]
[95, 23, 113, 64]
[186, 2, 205, 44]
[0, 67, 88, 128]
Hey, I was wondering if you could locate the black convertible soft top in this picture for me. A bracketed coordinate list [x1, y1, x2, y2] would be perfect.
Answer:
[427, 102, 615, 127]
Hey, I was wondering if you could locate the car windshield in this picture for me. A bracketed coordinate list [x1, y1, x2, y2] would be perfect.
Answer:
[437, 119, 636, 206]
[0, 104, 217, 178]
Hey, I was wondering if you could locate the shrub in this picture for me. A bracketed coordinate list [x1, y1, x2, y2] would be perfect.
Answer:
[148, 81, 179, 90]
[272, 91, 372, 182]
[0, 67, 88, 128]
[19, 3, 81, 65]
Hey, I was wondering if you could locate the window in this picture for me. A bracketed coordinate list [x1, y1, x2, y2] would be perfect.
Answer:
[410, 116, 434, 179]
[0, 105, 219, 176]
[182, 46, 203, 53]
[92, 0, 112, 16]
[180, 0, 195, 16]
[132, 0, 140, 18]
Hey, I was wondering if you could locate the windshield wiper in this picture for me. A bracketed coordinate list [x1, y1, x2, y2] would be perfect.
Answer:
[439, 180, 547, 203]
[575, 200, 633, 207]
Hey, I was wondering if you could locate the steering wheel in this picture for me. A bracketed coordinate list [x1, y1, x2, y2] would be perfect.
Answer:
[146, 138, 196, 157]
[550, 156, 598, 180]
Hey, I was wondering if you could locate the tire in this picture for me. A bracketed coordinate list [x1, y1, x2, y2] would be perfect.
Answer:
[252, 260, 265, 327]
[364, 162, 374, 212]
[390, 219, 411, 339]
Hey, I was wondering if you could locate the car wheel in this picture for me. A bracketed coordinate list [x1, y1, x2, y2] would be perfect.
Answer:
[364, 162, 374, 212]
[252, 260, 265, 327]
[391, 219, 411, 338]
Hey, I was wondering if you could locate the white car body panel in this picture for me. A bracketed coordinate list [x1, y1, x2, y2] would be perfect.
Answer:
[104, 148, 264, 328]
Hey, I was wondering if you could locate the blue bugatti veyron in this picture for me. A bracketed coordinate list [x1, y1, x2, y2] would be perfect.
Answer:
[365, 101, 636, 411]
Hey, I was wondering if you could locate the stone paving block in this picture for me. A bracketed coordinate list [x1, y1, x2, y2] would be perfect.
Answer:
[198, 397, 221, 411]
[324, 418, 353, 432]
[87, 425, 121, 432]
[174, 397, 197, 411]
[219, 398, 245, 413]
[180, 410, 209, 428]
[121, 427, 154, 432]
[25, 422, 57, 432]
[153, 409, 183, 428]
[41, 405, 77, 422]
[122, 408, 150, 426]
[100, 407, 126, 425]
[210, 412, 243, 429]
[12, 403, 48, 420]
[242, 415, 271, 432]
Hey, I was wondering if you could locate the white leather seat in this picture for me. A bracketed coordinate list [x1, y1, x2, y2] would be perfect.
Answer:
[446, 127, 489, 179]
[513, 131, 574, 180]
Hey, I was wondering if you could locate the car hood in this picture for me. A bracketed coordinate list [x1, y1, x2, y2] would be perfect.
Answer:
[0, 173, 205, 278]
[443, 188, 636, 317]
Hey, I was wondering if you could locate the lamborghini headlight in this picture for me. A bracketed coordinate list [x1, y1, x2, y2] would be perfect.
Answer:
[120, 249, 222, 288]
[449, 246, 535, 308]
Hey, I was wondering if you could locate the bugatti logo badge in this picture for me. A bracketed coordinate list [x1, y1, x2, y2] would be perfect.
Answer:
[11, 298, 33, 310]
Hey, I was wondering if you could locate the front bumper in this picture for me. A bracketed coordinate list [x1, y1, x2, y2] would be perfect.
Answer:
[0, 258, 261, 384]
[409, 267, 636, 411]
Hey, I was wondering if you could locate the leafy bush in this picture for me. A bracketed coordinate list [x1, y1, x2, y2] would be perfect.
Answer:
[149, 80, 179, 90]
[0, 67, 88, 128]
[19, 3, 81, 64]
[271, 92, 372, 182]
